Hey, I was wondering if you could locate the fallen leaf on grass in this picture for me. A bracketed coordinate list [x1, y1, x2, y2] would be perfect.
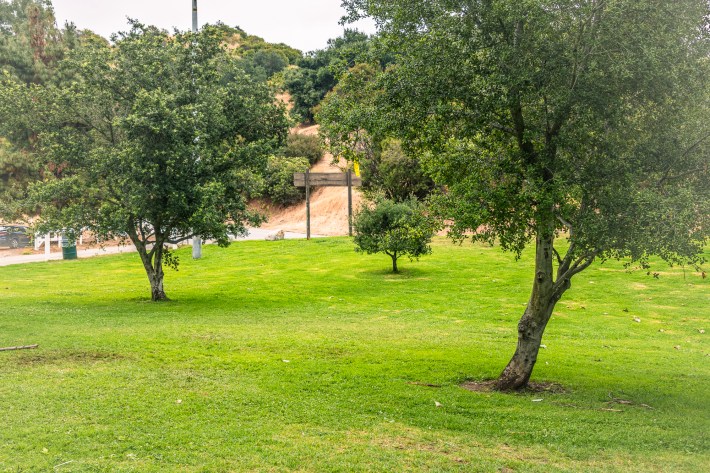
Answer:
[434, 401, 442, 408]
[532, 399, 543, 402]
[633, 317, 641, 323]
[699, 329, 705, 334]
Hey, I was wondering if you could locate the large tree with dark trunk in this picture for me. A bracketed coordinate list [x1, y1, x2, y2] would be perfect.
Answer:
[0, 22, 288, 301]
[342, 0, 710, 390]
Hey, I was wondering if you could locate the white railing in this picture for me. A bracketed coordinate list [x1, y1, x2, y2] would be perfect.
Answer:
[34, 232, 84, 260]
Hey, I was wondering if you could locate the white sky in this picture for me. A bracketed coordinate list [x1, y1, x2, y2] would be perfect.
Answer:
[50, 0, 376, 53]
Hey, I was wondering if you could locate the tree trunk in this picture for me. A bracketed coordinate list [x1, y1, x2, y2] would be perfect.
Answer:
[391, 251, 398, 272]
[148, 264, 167, 302]
[126, 225, 170, 301]
[134, 241, 168, 301]
[495, 232, 562, 391]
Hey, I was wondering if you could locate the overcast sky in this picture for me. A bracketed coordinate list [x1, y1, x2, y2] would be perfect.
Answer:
[50, 0, 376, 52]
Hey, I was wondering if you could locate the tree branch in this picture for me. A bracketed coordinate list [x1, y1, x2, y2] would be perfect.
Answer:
[164, 234, 195, 245]
[554, 244, 599, 292]
[490, 122, 516, 135]
[657, 131, 710, 187]
[552, 247, 564, 267]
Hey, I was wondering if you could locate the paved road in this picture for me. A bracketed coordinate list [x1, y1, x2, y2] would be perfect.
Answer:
[0, 228, 317, 267]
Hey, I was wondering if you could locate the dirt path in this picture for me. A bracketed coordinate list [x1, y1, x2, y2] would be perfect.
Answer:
[260, 125, 363, 236]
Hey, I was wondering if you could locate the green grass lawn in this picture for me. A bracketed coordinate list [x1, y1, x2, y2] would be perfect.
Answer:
[0, 237, 708, 472]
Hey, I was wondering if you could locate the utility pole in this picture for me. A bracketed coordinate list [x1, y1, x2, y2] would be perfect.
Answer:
[191, 0, 202, 259]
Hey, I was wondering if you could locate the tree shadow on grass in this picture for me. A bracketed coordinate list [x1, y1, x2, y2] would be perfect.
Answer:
[358, 266, 431, 279]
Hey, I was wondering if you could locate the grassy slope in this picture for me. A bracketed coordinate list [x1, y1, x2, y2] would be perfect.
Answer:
[0, 238, 707, 472]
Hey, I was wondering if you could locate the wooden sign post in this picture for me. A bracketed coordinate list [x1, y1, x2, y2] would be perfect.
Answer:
[294, 171, 362, 239]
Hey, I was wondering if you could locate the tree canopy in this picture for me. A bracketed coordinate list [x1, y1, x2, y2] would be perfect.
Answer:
[0, 22, 289, 300]
[0, 0, 91, 210]
[344, 0, 710, 390]
[317, 63, 436, 201]
[212, 22, 302, 82]
[283, 29, 374, 122]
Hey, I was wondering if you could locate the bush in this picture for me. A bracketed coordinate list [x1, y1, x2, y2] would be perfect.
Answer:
[353, 198, 438, 272]
[281, 133, 324, 165]
[377, 140, 436, 201]
[264, 156, 310, 206]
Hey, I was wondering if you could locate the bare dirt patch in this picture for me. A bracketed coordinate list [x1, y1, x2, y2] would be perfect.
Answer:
[461, 379, 567, 394]
[259, 124, 363, 236]
[11, 350, 127, 367]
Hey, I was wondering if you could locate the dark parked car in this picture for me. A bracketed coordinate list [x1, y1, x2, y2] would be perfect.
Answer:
[0, 225, 31, 249]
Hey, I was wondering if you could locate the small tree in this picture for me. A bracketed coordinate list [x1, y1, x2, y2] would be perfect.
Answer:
[353, 198, 437, 272]
[0, 22, 289, 301]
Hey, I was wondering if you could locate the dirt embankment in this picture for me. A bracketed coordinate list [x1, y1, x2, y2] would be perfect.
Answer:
[259, 124, 363, 236]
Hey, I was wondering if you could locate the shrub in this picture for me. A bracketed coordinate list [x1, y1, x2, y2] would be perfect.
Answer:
[264, 156, 310, 206]
[281, 133, 324, 165]
[353, 198, 438, 272]
[375, 139, 436, 201]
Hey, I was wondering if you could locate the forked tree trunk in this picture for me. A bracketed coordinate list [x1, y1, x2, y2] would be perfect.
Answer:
[495, 232, 565, 391]
[386, 250, 399, 272]
[136, 242, 168, 302]
[127, 227, 169, 301]
[147, 263, 167, 302]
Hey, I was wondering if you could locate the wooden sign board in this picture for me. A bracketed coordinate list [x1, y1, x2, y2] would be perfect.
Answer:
[293, 170, 361, 239]
[293, 172, 362, 187]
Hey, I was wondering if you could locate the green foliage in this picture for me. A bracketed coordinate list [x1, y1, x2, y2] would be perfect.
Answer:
[280, 132, 323, 165]
[317, 62, 381, 165]
[212, 21, 301, 82]
[264, 155, 309, 206]
[0, 137, 35, 214]
[0, 0, 65, 84]
[353, 197, 437, 272]
[376, 139, 436, 201]
[318, 65, 435, 201]
[262, 134, 323, 206]
[284, 29, 373, 122]
[241, 49, 289, 81]
[344, 0, 710, 268]
[0, 21, 289, 299]
[0, 0, 96, 214]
